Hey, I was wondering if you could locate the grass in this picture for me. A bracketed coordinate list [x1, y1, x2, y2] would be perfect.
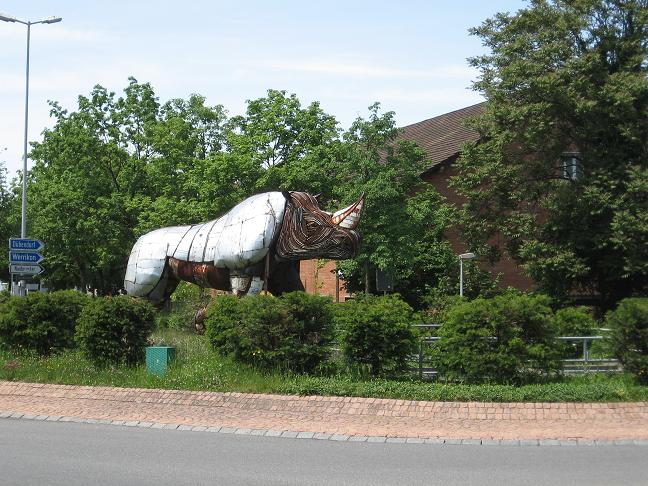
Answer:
[1, 327, 647, 402]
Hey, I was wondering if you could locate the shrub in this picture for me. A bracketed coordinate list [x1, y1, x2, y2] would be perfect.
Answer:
[335, 294, 418, 377]
[553, 307, 599, 359]
[204, 294, 245, 358]
[75, 296, 155, 366]
[606, 298, 648, 384]
[205, 292, 333, 373]
[430, 294, 561, 384]
[0, 290, 90, 354]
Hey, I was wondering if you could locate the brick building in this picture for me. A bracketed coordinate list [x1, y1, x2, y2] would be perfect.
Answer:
[300, 103, 533, 300]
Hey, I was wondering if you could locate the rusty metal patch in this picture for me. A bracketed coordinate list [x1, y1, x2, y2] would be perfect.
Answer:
[168, 257, 230, 291]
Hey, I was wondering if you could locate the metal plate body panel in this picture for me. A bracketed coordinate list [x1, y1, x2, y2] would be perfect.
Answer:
[203, 216, 227, 263]
[172, 224, 203, 261]
[188, 219, 219, 262]
[168, 192, 286, 267]
[124, 225, 191, 296]
[206, 192, 286, 268]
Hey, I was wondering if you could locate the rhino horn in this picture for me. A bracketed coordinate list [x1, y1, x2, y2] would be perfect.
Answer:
[331, 194, 364, 229]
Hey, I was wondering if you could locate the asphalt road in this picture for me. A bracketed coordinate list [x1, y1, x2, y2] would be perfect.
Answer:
[0, 419, 646, 486]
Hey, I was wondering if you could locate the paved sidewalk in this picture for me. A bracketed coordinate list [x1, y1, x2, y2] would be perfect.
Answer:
[1, 381, 647, 444]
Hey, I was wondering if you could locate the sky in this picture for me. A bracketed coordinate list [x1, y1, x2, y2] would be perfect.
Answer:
[0, 0, 528, 180]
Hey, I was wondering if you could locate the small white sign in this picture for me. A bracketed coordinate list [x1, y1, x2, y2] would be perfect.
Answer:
[9, 264, 45, 275]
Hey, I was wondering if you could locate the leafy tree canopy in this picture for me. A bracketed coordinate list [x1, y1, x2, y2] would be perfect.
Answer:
[453, 0, 648, 309]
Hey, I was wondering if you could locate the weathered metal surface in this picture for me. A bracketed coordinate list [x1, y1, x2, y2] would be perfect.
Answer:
[124, 225, 191, 296]
[275, 192, 361, 261]
[124, 191, 363, 304]
[173, 224, 203, 261]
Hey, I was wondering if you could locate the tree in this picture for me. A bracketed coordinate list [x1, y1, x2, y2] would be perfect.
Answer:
[225, 89, 341, 198]
[0, 160, 19, 282]
[453, 0, 648, 309]
[28, 87, 137, 292]
[333, 104, 461, 306]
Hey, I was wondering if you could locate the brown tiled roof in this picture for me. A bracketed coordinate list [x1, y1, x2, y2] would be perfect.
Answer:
[398, 102, 485, 172]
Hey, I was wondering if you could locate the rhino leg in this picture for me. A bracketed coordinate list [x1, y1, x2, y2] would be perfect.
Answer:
[230, 275, 264, 296]
[247, 276, 264, 295]
[267, 261, 304, 296]
[145, 264, 180, 308]
[230, 275, 251, 296]
[230, 261, 267, 296]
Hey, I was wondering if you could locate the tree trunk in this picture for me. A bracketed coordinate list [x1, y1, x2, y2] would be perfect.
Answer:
[364, 261, 370, 294]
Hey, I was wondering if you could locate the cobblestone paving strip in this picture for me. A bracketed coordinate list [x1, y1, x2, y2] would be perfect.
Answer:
[0, 381, 647, 445]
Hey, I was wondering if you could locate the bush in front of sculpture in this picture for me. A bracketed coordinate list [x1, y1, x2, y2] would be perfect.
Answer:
[0, 290, 89, 355]
[75, 296, 156, 367]
[430, 293, 562, 384]
[607, 298, 648, 385]
[205, 292, 334, 374]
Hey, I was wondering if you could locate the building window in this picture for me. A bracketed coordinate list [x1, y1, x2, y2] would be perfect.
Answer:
[561, 153, 581, 181]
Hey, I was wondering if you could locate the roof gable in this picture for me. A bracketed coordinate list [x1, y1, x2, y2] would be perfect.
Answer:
[398, 102, 484, 171]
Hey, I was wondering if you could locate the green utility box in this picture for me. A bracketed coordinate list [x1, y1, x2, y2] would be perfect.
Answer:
[146, 346, 176, 377]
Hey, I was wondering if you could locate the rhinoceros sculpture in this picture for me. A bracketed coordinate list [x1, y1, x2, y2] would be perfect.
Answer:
[124, 191, 363, 305]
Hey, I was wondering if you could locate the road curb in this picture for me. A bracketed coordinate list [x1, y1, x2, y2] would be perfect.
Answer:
[2, 412, 646, 447]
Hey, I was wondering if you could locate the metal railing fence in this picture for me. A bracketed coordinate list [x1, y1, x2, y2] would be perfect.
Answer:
[412, 326, 621, 380]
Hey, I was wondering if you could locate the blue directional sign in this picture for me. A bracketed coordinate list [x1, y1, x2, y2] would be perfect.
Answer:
[9, 238, 44, 251]
[9, 251, 44, 264]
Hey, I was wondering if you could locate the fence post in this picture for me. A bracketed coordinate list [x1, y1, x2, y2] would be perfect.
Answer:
[419, 341, 423, 380]
[583, 338, 589, 372]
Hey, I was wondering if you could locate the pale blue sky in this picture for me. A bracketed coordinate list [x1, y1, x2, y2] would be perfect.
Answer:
[1, 1, 527, 179]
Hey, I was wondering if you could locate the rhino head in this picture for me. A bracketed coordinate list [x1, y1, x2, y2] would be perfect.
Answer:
[275, 191, 363, 261]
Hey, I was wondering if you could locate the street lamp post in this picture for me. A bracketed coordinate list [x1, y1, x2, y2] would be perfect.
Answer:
[0, 13, 62, 238]
[458, 252, 476, 297]
[1, 12, 62, 295]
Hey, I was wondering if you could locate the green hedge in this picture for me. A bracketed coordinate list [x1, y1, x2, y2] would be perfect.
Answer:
[606, 298, 648, 384]
[430, 293, 561, 384]
[335, 294, 418, 377]
[75, 296, 155, 366]
[205, 292, 333, 373]
[0, 290, 90, 355]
